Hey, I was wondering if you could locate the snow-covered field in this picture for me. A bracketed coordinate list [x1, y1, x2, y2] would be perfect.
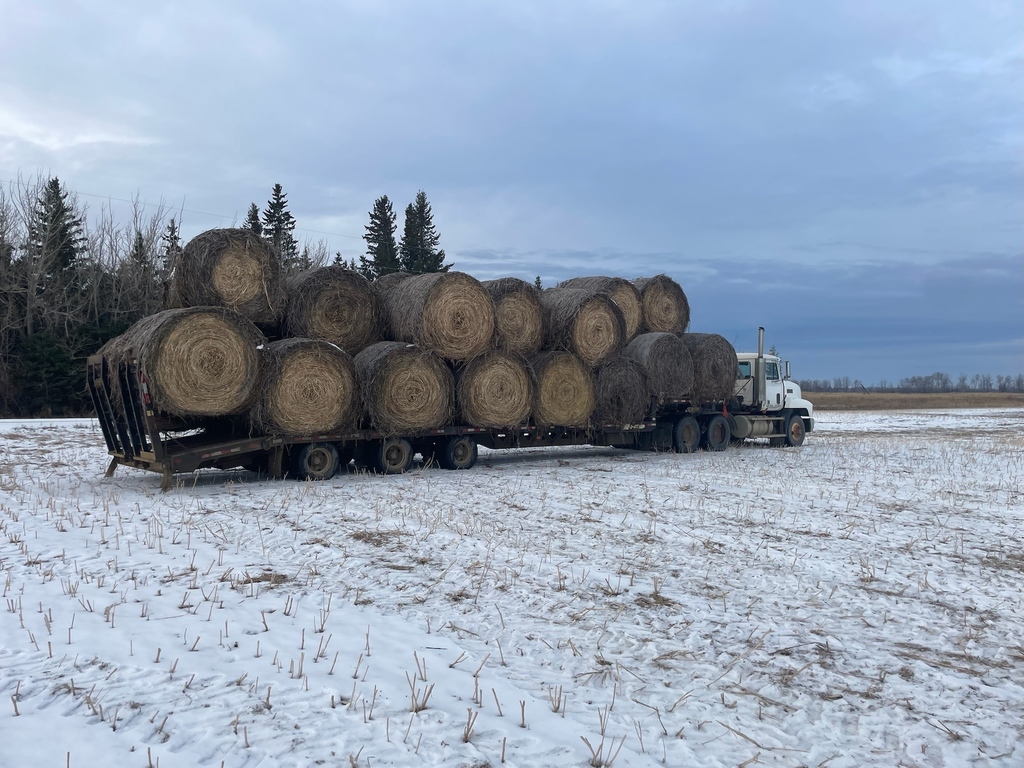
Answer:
[1, 409, 1021, 768]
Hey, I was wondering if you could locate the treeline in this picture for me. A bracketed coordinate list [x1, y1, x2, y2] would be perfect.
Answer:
[798, 372, 1024, 394]
[0, 176, 451, 417]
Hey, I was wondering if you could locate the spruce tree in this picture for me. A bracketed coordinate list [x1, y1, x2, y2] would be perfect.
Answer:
[28, 177, 85, 283]
[160, 217, 182, 277]
[261, 184, 298, 267]
[398, 191, 449, 274]
[360, 195, 400, 279]
[534, 276, 542, 290]
[242, 203, 262, 237]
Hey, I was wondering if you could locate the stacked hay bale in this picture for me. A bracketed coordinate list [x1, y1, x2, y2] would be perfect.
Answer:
[680, 333, 738, 404]
[539, 288, 624, 368]
[456, 351, 534, 429]
[557, 276, 643, 343]
[481, 278, 544, 357]
[530, 351, 595, 427]
[623, 332, 694, 399]
[167, 229, 284, 328]
[593, 356, 651, 425]
[249, 339, 359, 434]
[633, 274, 690, 335]
[377, 272, 495, 362]
[283, 266, 385, 355]
[100, 307, 265, 418]
[354, 341, 454, 434]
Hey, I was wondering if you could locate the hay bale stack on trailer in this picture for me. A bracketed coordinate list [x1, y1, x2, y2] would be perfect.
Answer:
[481, 277, 544, 357]
[593, 356, 651, 425]
[623, 332, 694, 399]
[539, 288, 625, 368]
[455, 350, 534, 429]
[556, 276, 643, 344]
[283, 266, 385, 355]
[354, 341, 454, 435]
[633, 275, 689, 335]
[530, 351, 595, 427]
[680, 333, 738, 404]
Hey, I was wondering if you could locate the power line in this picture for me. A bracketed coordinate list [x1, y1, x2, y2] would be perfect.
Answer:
[0, 177, 363, 240]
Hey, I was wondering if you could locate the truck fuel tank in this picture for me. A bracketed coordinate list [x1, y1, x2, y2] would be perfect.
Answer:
[730, 415, 775, 439]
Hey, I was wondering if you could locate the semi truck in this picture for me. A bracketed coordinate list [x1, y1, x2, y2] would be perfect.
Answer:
[87, 328, 814, 489]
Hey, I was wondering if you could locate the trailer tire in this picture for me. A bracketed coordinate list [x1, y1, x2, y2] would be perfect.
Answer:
[292, 442, 340, 481]
[672, 416, 701, 453]
[785, 412, 806, 447]
[375, 438, 414, 474]
[441, 436, 478, 470]
[702, 414, 730, 452]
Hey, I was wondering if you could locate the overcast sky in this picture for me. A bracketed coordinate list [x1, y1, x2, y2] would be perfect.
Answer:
[1, 1, 1021, 382]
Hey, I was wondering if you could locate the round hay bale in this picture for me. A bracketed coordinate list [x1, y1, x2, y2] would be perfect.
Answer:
[455, 350, 534, 428]
[680, 333, 738, 404]
[169, 229, 284, 325]
[100, 307, 265, 417]
[623, 332, 694, 399]
[540, 288, 625, 367]
[530, 351, 595, 427]
[381, 272, 495, 361]
[251, 339, 359, 434]
[481, 278, 544, 356]
[283, 266, 385, 355]
[354, 341, 454, 434]
[374, 271, 412, 294]
[633, 275, 690, 335]
[557, 276, 643, 343]
[594, 356, 651, 425]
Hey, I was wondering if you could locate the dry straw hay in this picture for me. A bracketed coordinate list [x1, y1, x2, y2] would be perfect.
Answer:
[623, 332, 694, 399]
[540, 288, 625, 367]
[557, 276, 643, 343]
[530, 351, 595, 427]
[456, 350, 534, 428]
[100, 307, 265, 418]
[594, 356, 651, 425]
[380, 272, 495, 361]
[251, 338, 359, 435]
[284, 266, 385, 355]
[169, 228, 284, 326]
[680, 333, 739, 403]
[481, 277, 544, 357]
[354, 341, 454, 434]
[374, 271, 412, 294]
[633, 275, 690, 335]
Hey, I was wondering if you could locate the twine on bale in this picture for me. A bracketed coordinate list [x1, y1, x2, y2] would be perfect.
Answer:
[633, 275, 690, 335]
[354, 341, 454, 434]
[481, 278, 544, 357]
[530, 351, 595, 427]
[100, 307, 265, 418]
[250, 339, 359, 435]
[380, 272, 495, 361]
[540, 288, 625, 367]
[557, 276, 643, 343]
[680, 333, 738, 404]
[594, 356, 651, 425]
[623, 332, 694, 399]
[455, 350, 534, 428]
[168, 229, 283, 326]
[284, 266, 385, 355]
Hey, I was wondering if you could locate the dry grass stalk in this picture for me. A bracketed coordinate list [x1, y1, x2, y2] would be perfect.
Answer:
[622, 332, 694, 399]
[540, 288, 625, 367]
[594, 356, 651, 425]
[530, 351, 595, 427]
[557, 276, 643, 343]
[680, 333, 738, 403]
[481, 277, 544, 356]
[456, 350, 534, 428]
[633, 275, 689, 335]
[379, 272, 495, 361]
[353, 341, 454, 434]
[168, 228, 284, 326]
[250, 339, 359, 434]
[284, 266, 385, 355]
[100, 307, 265, 417]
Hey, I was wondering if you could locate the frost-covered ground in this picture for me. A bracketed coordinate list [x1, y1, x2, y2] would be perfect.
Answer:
[0, 409, 1022, 768]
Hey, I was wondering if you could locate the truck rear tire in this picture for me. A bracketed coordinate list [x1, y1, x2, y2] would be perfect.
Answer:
[785, 413, 806, 447]
[375, 437, 414, 474]
[702, 415, 730, 452]
[441, 436, 478, 470]
[292, 442, 340, 481]
[672, 416, 701, 453]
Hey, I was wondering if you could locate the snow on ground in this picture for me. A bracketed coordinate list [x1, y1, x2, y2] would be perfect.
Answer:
[0, 409, 1022, 768]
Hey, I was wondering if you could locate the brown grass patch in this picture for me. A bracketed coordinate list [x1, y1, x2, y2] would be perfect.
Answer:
[807, 391, 1024, 410]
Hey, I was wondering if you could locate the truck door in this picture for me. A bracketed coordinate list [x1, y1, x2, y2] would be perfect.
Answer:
[764, 360, 785, 410]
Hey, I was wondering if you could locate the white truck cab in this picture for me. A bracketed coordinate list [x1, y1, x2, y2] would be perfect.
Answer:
[729, 328, 815, 444]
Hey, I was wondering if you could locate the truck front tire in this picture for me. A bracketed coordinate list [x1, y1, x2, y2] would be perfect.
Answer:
[702, 415, 730, 452]
[785, 413, 806, 447]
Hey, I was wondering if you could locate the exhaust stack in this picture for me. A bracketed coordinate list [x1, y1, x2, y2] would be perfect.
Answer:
[753, 327, 766, 405]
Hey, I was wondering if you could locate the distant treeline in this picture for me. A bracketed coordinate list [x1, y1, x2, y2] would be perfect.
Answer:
[798, 372, 1024, 394]
[0, 175, 449, 418]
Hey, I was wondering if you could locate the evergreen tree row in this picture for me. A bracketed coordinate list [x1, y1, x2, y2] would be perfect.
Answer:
[358, 190, 450, 279]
